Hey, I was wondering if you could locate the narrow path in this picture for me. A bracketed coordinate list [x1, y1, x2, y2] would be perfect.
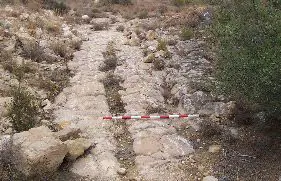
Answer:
[53, 14, 201, 181]
[53, 24, 124, 180]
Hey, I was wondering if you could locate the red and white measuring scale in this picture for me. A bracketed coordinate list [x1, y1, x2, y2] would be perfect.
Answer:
[103, 114, 199, 120]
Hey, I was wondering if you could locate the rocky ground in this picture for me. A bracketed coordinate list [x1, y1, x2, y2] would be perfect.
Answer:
[0, 1, 280, 181]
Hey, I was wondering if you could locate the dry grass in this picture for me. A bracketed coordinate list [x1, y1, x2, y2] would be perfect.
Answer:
[152, 58, 165, 71]
[70, 39, 82, 51]
[91, 22, 109, 31]
[51, 41, 68, 58]
[45, 21, 61, 34]
[20, 41, 46, 62]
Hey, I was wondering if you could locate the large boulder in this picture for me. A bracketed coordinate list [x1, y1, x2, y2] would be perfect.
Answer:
[11, 126, 67, 177]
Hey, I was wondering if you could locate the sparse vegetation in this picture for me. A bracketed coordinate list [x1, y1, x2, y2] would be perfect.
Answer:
[70, 39, 82, 50]
[21, 41, 46, 62]
[152, 58, 165, 71]
[157, 39, 168, 52]
[7, 85, 39, 132]
[43, 0, 69, 15]
[45, 22, 61, 34]
[116, 25, 125, 32]
[51, 41, 68, 58]
[146, 105, 166, 114]
[100, 0, 132, 5]
[138, 10, 148, 19]
[91, 22, 109, 31]
[180, 27, 193, 40]
[172, 0, 189, 7]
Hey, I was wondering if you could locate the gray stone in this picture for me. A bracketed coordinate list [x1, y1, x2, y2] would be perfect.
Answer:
[117, 167, 127, 175]
[160, 134, 194, 158]
[82, 15, 90, 20]
[55, 125, 81, 141]
[12, 126, 67, 177]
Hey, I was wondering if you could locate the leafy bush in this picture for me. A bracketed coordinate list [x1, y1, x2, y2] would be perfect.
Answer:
[213, 0, 281, 118]
[7, 86, 39, 132]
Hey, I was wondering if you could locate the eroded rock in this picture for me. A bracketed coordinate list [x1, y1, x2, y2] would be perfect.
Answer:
[11, 126, 67, 177]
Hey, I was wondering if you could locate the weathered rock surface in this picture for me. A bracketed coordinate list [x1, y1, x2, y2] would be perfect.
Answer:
[65, 138, 91, 160]
[11, 126, 67, 177]
[203, 176, 219, 181]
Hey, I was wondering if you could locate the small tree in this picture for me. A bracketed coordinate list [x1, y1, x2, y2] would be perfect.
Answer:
[213, 0, 281, 119]
[7, 86, 39, 132]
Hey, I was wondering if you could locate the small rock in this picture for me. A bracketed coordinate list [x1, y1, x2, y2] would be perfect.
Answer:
[146, 30, 158, 41]
[203, 176, 218, 181]
[155, 50, 165, 58]
[148, 45, 157, 52]
[20, 13, 29, 21]
[41, 99, 51, 107]
[56, 126, 81, 141]
[82, 15, 90, 20]
[143, 53, 155, 63]
[0, 36, 3, 41]
[208, 145, 221, 153]
[229, 127, 239, 139]
[127, 37, 140, 46]
[4, 127, 12, 134]
[65, 138, 92, 161]
[117, 167, 127, 175]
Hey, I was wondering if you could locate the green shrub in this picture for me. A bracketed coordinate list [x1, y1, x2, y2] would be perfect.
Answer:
[7, 86, 39, 132]
[213, 0, 281, 118]
[43, 0, 69, 15]
[180, 28, 193, 40]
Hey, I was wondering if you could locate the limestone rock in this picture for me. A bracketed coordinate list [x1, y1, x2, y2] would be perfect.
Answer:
[82, 15, 90, 21]
[208, 145, 221, 153]
[133, 136, 162, 156]
[146, 30, 158, 41]
[65, 138, 91, 161]
[0, 97, 12, 117]
[11, 126, 67, 177]
[160, 134, 194, 158]
[55, 126, 81, 141]
[20, 13, 29, 21]
[117, 167, 127, 175]
[143, 53, 155, 63]
[203, 176, 218, 181]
